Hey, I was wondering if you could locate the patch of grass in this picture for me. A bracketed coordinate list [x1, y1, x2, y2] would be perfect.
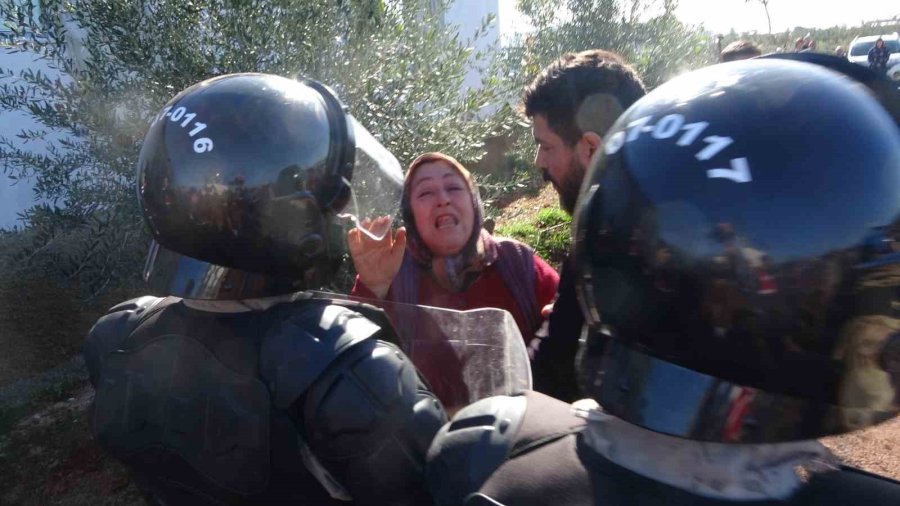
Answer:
[496, 207, 571, 267]
[497, 221, 539, 244]
[534, 207, 569, 228]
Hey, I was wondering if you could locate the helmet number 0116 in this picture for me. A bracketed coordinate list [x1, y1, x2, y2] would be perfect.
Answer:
[149, 105, 215, 154]
[603, 113, 752, 183]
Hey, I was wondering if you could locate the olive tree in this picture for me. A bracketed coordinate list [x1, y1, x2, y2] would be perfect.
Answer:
[0, 0, 517, 296]
[514, 0, 714, 89]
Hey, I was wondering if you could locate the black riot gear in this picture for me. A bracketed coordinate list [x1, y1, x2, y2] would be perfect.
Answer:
[425, 58, 900, 506]
[573, 58, 900, 442]
[85, 74, 446, 506]
[139, 73, 402, 299]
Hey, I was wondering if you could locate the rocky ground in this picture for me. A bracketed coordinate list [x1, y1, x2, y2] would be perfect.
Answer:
[821, 417, 900, 480]
[0, 185, 897, 505]
[493, 183, 560, 225]
[0, 383, 143, 505]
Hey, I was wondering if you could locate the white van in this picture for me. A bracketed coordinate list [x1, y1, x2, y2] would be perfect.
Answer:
[848, 33, 900, 74]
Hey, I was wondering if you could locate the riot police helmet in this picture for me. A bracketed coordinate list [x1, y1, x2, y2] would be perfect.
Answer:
[757, 51, 900, 124]
[573, 59, 900, 443]
[139, 73, 402, 299]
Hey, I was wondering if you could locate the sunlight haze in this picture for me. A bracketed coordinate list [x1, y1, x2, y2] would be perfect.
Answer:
[500, 0, 898, 35]
[672, 0, 894, 34]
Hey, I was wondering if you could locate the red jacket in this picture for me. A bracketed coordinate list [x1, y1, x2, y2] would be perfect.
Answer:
[351, 252, 559, 347]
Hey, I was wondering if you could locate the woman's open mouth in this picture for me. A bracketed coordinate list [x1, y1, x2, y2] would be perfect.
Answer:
[435, 214, 459, 229]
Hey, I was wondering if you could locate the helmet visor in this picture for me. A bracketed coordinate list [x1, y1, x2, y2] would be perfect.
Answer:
[339, 116, 404, 240]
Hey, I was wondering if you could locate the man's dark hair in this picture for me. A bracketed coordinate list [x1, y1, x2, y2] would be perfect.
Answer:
[720, 40, 762, 62]
[522, 49, 646, 145]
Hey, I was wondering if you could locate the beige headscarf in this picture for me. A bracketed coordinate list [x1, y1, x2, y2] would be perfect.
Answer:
[400, 152, 498, 292]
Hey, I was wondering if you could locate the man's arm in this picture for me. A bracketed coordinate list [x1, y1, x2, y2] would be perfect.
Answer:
[530, 256, 584, 402]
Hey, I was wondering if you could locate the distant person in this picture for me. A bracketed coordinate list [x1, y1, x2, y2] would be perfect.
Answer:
[835, 46, 847, 58]
[802, 39, 818, 53]
[795, 37, 807, 51]
[349, 152, 559, 349]
[720, 40, 761, 62]
[869, 38, 891, 75]
[522, 49, 646, 401]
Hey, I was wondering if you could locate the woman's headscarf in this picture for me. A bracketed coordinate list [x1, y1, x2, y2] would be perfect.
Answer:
[400, 152, 498, 292]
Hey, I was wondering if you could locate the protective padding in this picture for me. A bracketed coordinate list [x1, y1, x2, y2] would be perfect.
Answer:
[92, 334, 271, 495]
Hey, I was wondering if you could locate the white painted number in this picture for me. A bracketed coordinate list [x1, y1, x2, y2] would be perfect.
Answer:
[169, 107, 186, 122]
[180, 112, 196, 127]
[188, 122, 206, 137]
[599, 114, 750, 184]
[708, 157, 752, 183]
[695, 135, 733, 161]
[150, 106, 172, 125]
[676, 121, 708, 146]
[651, 114, 684, 139]
[149, 104, 214, 153]
[626, 115, 653, 141]
[193, 138, 214, 153]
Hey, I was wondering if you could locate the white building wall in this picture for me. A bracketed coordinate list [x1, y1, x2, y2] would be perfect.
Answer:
[443, 0, 502, 92]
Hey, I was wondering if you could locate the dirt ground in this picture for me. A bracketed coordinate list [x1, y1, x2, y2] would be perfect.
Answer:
[821, 417, 900, 480]
[0, 384, 143, 506]
[0, 381, 896, 506]
[494, 183, 560, 225]
[0, 187, 897, 504]
[0, 282, 144, 505]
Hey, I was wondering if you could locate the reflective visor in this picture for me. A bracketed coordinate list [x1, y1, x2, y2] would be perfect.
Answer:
[338, 115, 404, 240]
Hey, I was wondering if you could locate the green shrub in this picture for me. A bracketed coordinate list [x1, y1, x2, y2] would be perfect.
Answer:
[534, 207, 569, 228]
[496, 221, 539, 244]
[496, 208, 571, 267]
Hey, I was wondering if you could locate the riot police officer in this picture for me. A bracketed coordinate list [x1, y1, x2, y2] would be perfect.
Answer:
[426, 58, 900, 505]
[83, 73, 446, 505]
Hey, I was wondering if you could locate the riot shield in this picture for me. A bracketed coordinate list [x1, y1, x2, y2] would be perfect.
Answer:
[311, 291, 532, 413]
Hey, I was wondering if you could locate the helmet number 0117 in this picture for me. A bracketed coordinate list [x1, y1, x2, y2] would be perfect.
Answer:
[603, 113, 752, 183]
[149, 105, 215, 154]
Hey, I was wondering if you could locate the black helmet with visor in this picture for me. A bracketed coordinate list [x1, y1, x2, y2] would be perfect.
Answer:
[139, 73, 402, 299]
[574, 59, 900, 443]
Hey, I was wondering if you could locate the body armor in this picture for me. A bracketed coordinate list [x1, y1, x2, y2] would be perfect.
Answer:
[85, 296, 445, 505]
[427, 57, 900, 506]
[427, 392, 900, 506]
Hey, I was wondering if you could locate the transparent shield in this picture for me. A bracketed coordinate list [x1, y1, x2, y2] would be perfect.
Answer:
[312, 291, 533, 414]
[338, 116, 404, 240]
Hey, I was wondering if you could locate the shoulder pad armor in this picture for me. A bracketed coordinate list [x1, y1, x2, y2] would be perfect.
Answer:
[83, 296, 167, 386]
[260, 301, 382, 409]
[303, 338, 447, 504]
[314, 296, 402, 346]
[426, 394, 528, 506]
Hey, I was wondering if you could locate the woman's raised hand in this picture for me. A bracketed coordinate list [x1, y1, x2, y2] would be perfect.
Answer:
[347, 216, 407, 299]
